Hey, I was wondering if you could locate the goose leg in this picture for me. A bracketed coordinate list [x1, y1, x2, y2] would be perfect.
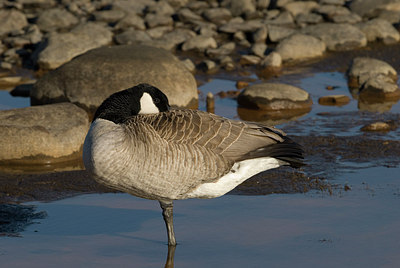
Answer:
[159, 200, 177, 246]
[164, 245, 176, 268]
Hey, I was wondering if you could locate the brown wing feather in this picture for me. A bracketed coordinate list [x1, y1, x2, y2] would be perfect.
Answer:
[136, 109, 301, 164]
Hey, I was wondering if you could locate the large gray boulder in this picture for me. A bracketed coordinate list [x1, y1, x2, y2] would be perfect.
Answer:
[0, 103, 89, 164]
[301, 23, 367, 51]
[31, 45, 198, 113]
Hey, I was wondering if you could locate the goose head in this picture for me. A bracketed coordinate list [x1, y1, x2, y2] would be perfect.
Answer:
[93, 83, 170, 124]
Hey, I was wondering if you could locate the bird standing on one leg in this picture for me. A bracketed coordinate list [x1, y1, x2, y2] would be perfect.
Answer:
[83, 83, 304, 246]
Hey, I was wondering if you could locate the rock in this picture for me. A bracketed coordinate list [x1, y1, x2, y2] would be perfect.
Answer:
[348, 57, 400, 101]
[22, 25, 43, 44]
[256, 0, 271, 9]
[31, 45, 198, 112]
[236, 81, 249, 89]
[260, 52, 282, 68]
[112, 0, 154, 16]
[348, 57, 398, 88]
[318, 95, 350, 105]
[301, 23, 367, 51]
[316, 5, 351, 19]
[237, 83, 312, 110]
[176, 8, 203, 23]
[206, 42, 235, 58]
[320, 0, 345, 5]
[219, 18, 263, 33]
[202, 8, 232, 24]
[141, 39, 176, 50]
[186, 1, 210, 11]
[360, 74, 400, 97]
[36, 23, 113, 70]
[146, 26, 173, 39]
[223, 0, 256, 17]
[283, 1, 319, 17]
[161, 28, 197, 47]
[166, 0, 188, 8]
[357, 18, 400, 44]
[275, 34, 326, 61]
[0, 76, 35, 90]
[251, 43, 267, 57]
[220, 56, 235, 71]
[114, 12, 146, 30]
[240, 55, 261, 65]
[145, 13, 173, 28]
[296, 13, 323, 26]
[361, 122, 393, 132]
[0, 9, 28, 37]
[0, 103, 89, 164]
[181, 35, 217, 52]
[332, 13, 362, 24]
[377, 10, 400, 24]
[18, 0, 56, 9]
[147, 1, 175, 16]
[114, 29, 152, 45]
[36, 8, 79, 32]
[0, 62, 13, 70]
[181, 58, 196, 73]
[194, 21, 218, 36]
[197, 59, 218, 73]
[253, 25, 268, 43]
[265, 11, 294, 25]
[93, 9, 126, 23]
[350, 0, 400, 18]
[267, 25, 297, 42]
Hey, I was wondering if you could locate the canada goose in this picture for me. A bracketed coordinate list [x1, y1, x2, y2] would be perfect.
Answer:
[83, 83, 304, 246]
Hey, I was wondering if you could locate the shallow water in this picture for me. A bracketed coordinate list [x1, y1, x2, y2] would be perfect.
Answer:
[1, 165, 399, 267]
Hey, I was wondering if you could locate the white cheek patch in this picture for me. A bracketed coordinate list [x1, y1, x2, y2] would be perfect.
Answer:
[139, 92, 160, 114]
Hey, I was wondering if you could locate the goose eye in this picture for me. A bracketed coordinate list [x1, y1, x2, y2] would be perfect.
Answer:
[153, 98, 160, 104]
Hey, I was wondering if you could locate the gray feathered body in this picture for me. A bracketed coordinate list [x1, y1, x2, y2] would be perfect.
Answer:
[83, 109, 302, 201]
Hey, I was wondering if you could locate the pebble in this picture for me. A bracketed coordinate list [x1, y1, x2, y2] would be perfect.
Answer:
[236, 81, 249, 89]
[251, 43, 267, 57]
[318, 95, 350, 105]
[361, 122, 392, 132]
[239, 55, 261, 65]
